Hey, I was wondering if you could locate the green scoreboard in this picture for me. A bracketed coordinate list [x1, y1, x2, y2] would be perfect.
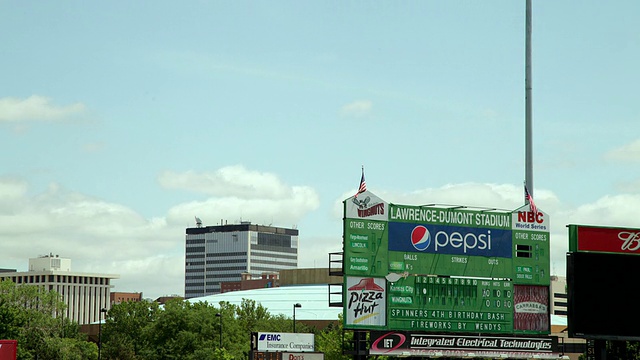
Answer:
[343, 191, 551, 336]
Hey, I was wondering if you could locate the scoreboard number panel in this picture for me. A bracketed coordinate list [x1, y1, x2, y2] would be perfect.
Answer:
[387, 276, 514, 334]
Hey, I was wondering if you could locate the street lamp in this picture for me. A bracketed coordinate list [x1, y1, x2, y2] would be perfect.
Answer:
[98, 308, 107, 360]
[216, 313, 222, 348]
[293, 303, 302, 333]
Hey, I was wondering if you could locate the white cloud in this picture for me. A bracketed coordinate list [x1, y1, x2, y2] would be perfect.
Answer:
[0, 167, 321, 299]
[0, 177, 28, 199]
[82, 142, 106, 153]
[616, 179, 640, 193]
[163, 166, 320, 227]
[0, 95, 85, 122]
[0, 181, 182, 298]
[603, 138, 640, 163]
[297, 234, 342, 269]
[340, 100, 373, 118]
[158, 165, 306, 199]
[481, 108, 499, 119]
[5, 170, 640, 300]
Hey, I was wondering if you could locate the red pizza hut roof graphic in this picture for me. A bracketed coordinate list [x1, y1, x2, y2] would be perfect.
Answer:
[348, 277, 384, 291]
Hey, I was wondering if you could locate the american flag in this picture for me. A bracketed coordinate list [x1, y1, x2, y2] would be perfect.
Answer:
[525, 185, 537, 214]
[355, 167, 367, 198]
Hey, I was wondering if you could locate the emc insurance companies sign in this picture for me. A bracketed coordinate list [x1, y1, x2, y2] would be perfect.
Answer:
[252, 332, 315, 352]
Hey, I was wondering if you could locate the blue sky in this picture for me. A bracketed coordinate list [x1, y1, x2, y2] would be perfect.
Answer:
[1, 1, 639, 299]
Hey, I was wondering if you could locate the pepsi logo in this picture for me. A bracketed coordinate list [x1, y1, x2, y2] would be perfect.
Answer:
[411, 225, 431, 251]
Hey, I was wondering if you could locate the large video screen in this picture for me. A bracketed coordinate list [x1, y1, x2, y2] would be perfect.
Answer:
[567, 251, 640, 340]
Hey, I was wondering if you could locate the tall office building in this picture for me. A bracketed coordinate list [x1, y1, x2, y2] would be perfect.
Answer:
[184, 221, 299, 299]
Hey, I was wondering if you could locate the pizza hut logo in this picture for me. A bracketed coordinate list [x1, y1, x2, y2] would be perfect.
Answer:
[347, 278, 384, 323]
[352, 196, 385, 218]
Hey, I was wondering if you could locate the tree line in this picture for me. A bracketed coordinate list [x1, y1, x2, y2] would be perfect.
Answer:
[3, 280, 638, 360]
[100, 296, 354, 360]
[0, 280, 352, 360]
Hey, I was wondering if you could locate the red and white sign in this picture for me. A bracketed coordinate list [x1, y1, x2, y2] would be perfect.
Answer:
[281, 353, 324, 360]
[513, 285, 549, 331]
[345, 191, 388, 221]
[512, 204, 549, 232]
[577, 226, 640, 254]
[0, 340, 17, 360]
[345, 276, 386, 327]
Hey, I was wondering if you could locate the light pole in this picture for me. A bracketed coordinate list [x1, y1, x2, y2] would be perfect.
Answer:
[98, 308, 107, 360]
[216, 313, 222, 348]
[293, 303, 302, 333]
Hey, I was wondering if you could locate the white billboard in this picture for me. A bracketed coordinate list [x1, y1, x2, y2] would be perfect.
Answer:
[254, 332, 315, 352]
[345, 190, 388, 221]
[345, 276, 386, 327]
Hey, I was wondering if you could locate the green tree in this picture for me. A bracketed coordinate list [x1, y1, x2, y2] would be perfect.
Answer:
[316, 313, 352, 360]
[134, 299, 227, 359]
[97, 296, 351, 360]
[606, 340, 640, 360]
[101, 299, 161, 359]
[0, 280, 93, 360]
[214, 301, 249, 360]
[235, 299, 271, 332]
[42, 337, 97, 360]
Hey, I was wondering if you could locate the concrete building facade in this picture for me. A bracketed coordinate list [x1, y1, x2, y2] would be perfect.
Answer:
[184, 221, 298, 298]
[0, 254, 118, 325]
[550, 275, 568, 316]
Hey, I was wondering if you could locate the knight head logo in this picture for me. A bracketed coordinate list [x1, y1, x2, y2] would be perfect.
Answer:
[411, 225, 431, 251]
[352, 196, 371, 209]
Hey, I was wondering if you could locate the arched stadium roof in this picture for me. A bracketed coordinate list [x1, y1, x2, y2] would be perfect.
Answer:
[186, 284, 568, 327]
[187, 284, 342, 321]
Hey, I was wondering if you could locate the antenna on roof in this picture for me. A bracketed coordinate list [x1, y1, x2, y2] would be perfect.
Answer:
[195, 216, 203, 228]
